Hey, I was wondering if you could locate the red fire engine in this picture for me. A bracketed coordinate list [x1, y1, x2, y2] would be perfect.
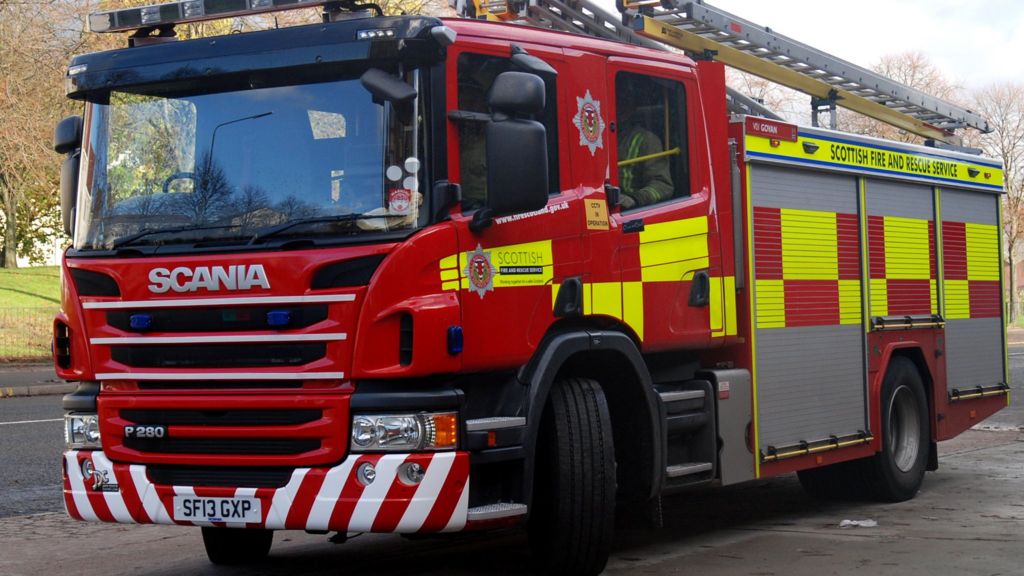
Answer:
[52, 0, 1008, 573]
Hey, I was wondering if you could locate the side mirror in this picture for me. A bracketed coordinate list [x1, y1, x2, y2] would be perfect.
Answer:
[54, 115, 83, 155]
[60, 152, 80, 237]
[55, 115, 83, 237]
[480, 72, 548, 225]
[487, 71, 545, 116]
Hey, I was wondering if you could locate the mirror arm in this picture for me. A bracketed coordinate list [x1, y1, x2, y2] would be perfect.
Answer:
[469, 207, 494, 233]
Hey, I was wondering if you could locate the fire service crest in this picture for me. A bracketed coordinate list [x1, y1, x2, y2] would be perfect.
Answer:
[572, 90, 605, 156]
[464, 244, 496, 298]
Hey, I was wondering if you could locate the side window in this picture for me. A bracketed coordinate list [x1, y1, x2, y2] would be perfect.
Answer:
[456, 52, 560, 211]
[615, 72, 689, 209]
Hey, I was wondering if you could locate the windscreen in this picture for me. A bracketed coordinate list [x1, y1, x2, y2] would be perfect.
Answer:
[75, 72, 425, 251]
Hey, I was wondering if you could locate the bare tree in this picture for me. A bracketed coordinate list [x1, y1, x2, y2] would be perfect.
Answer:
[972, 82, 1024, 321]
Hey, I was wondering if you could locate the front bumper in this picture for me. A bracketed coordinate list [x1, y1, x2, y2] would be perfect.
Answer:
[62, 449, 469, 533]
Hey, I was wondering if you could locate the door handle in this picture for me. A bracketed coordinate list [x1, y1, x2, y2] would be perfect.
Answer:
[689, 270, 710, 307]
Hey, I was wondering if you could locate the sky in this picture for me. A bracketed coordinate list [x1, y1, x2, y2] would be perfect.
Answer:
[595, 0, 1024, 90]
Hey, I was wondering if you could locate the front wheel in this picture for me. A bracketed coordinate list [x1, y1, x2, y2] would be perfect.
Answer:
[201, 527, 273, 565]
[528, 377, 616, 576]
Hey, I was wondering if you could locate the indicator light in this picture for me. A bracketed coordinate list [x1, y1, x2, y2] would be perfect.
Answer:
[447, 325, 464, 355]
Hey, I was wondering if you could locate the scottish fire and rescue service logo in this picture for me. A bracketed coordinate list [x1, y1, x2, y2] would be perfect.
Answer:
[464, 244, 496, 299]
[572, 90, 605, 156]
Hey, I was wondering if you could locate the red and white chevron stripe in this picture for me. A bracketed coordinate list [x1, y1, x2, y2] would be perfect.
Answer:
[63, 450, 469, 533]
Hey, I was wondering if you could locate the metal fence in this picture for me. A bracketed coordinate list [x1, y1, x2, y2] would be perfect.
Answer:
[0, 307, 56, 362]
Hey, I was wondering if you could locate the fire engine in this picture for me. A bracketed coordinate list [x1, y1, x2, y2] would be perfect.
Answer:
[53, 0, 1008, 573]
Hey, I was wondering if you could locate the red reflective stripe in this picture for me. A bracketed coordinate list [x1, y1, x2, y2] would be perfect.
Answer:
[420, 453, 469, 532]
[328, 454, 382, 532]
[253, 487, 277, 527]
[285, 468, 329, 529]
[969, 280, 1001, 318]
[928, 221, 937, 280]
[837, 213, 861, 280]
[79, 452, 115, 523]
[154, 485, 189, 526]
[753, 207, 783, 279]
[783, 280, 840, 327]
[63, 461, 83, 521]
[868, 215, 886, 279]
[886, 279, 932, 316]
[371, 454, 433, 532]
[943, 221, 968, 280]
[112, 463, 149, 523]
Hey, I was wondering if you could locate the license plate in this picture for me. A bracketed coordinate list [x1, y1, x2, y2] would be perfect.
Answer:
[173, 496, 261, 523]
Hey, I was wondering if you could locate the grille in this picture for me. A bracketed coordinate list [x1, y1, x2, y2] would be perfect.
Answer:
[121, 409, 321, 426]
[107, 305, 327, 332]
[147, 466, 294, 488]
[123, 437, 320, 455]
[111, 343, 326, 368]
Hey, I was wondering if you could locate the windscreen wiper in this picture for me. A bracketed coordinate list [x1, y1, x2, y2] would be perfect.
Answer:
[247, 213, 382, 244]
[110, 224, 242, 249]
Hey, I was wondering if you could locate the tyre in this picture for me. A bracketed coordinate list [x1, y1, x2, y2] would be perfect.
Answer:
[201, 527, 273, 565]
[864, 356, 929, 502]
[528, 378, 616, 576]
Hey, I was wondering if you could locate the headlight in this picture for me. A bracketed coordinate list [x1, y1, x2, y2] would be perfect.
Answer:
[350, 412, 457, 452]
[65, 414, 101, 449]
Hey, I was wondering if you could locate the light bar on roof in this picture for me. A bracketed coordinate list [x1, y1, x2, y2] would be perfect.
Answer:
[88, 0, 324, 33]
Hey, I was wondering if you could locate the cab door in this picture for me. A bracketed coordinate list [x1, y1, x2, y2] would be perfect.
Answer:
[606, 58, 723, 350]
[446, 41, 584, 372]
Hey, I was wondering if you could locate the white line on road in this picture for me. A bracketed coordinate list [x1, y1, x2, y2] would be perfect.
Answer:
[0, 418, 62, 426]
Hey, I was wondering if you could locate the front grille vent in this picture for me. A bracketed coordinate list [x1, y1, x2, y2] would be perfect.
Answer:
[147, 466, 294, 488]
[106, 305, 327, 332]
[111, 343, 326, 368]
[121, 409, 320, 426]
[124, 437, 320, 455]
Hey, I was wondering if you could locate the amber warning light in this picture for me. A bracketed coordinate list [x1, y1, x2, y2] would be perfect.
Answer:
[745, 117, 799, 143]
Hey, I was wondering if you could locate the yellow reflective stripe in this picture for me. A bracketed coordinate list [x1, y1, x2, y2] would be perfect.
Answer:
[966, 223, 1000, 281]
[710, 276, 723, 336]
[591, 282, 622, 319]
[724, 276, 737, 336]
[780, 209, 838, 280]
[639, 217, 709, 283]
[944, 279, 970, 319]
[883, 216, 931, 279]
[622, 281, 645, 340]
[709, 276, 738, 337]
[439, 254, 458, 270]
[930, 279, 938, 315]
[440, 268, 460, 282]
[755, 279, 785, 329]
[442, 281, 460, 291]
[870, 278, 888, 317]
[839, 279, 861, 325]
[639, 216, 708, 243]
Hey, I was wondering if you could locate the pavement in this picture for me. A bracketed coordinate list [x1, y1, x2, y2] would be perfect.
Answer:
[0, 364, 73, 399]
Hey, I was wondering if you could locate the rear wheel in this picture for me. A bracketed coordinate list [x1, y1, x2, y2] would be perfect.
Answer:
[865, 356, 929, 502]
[528, 378, 616, 576]
[201, 527, 273, 565]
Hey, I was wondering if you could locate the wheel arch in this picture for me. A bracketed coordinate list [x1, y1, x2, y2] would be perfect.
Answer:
[518, 326, 663, 508]
[875, 344, 938, 470]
